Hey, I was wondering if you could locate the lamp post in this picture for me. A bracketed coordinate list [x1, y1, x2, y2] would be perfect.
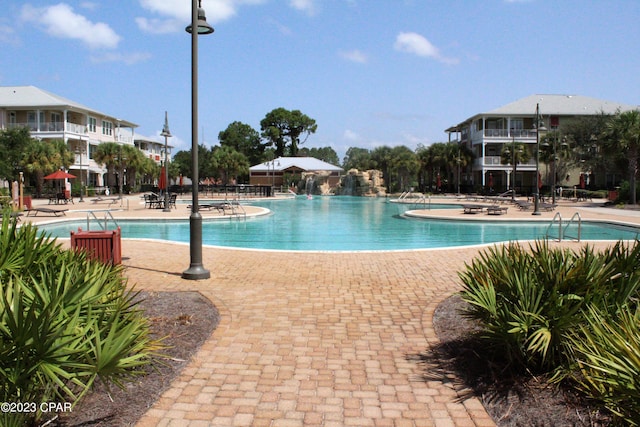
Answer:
[506, 129, 518, 202]
[532, 103, 547, 215]
[161, 111, 172, 213]
[182, 0, 214, 280]
[76, 144, 84, 202]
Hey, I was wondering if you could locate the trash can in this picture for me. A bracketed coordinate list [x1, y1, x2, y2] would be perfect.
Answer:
[70, 227, 122, 265]
[22, 196, 32, 210]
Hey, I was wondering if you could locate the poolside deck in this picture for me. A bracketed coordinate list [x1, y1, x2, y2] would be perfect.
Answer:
[20, 194, 640, 427]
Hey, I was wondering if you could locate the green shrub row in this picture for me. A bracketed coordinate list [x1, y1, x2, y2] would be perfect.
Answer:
[459, 240, 640, 425]
[0, 212, 164, 426]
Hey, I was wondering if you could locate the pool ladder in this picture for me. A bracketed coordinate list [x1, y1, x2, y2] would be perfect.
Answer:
[86, 210, 119, 231]
[545, 212, 582, 242]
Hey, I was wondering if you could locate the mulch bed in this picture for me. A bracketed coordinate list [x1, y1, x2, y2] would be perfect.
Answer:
[49, 291, 220, 427]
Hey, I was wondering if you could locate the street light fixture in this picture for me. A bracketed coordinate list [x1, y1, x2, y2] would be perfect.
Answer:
[161, 111, 172, 213]
[182, 0, 213, 280]
[532, 103, 547, 215]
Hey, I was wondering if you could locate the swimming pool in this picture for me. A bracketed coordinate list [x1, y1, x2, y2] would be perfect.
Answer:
[39, 197, 640, 251]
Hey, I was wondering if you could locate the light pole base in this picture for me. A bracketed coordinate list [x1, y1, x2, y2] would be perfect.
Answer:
[182, 211, 210, 280]
[182, 264, 210, 280]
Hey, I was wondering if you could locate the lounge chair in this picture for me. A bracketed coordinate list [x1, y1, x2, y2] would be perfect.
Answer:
[462, 204, 487, 214]
[487, 206, 508, 215]
[27, 207, 68, 217]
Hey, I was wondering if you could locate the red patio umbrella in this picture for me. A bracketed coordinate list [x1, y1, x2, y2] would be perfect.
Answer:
[436, 173, 441, 190]
[44, 170, 76, 197]
[580, 173, 585, 189]
[158, 166, 167, 190]
[538, 172, 543, 189]
[488, 173, 493, 189]
[44, 170, 76, 180]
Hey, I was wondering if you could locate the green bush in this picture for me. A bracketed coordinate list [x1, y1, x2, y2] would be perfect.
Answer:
[569, 305, 640, 425]
[459, 240, 640, 373]
[0, 212, 164, 426]
[459, 239, 640, 425]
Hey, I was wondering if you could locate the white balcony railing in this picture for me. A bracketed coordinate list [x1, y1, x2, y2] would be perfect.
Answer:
[7, 121, 87, 134]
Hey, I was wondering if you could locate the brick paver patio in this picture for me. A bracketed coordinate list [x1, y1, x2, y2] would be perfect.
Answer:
[25, 195, 640, 426]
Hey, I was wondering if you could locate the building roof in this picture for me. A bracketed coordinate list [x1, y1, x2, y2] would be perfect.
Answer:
[0, 85, 137, 128]
[250, 157, 343, 173]
[446, 94, 639, 132]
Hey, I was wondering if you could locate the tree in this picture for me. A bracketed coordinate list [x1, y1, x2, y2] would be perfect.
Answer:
[416, 143, 446, 192]
[93, 142, 121, 188]
[500, 140, 530, 197]
[343, 147, 373, 171]
[23, 139, 58, 197]
[169, 145, 212, 184]
[370, 146, 393, 192]
[218, 121, 266, 166]
[172, 150, 192, 179]
[605, 109, 640, 204]
[121, 145, 145, 192]
[210, 146, 250, 185]
[561, 113, 612, 189]
[260, 108, 317, 157]
[0, 127, 32, 182]
[388, 146, 419, 192]
[298, 147, 340, 165]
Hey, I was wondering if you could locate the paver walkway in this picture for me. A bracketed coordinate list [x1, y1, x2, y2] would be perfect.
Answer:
[26, 195, 639, 426]
[127, 242, 493, 427]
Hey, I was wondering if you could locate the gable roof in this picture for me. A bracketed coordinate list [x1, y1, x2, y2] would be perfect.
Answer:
[446, 94, 639, 132]
[0, 85, 137, 128]
[487, 94, 638, 116]
[250, 157, 342, 173]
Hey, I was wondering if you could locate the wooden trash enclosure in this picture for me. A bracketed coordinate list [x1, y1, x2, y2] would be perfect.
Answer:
[70, 227, 122, 265]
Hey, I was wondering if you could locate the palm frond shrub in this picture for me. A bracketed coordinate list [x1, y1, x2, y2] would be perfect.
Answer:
[569, 305, 640, 426]
[0, 213, 164, 425]
[459, 240, 640, 374]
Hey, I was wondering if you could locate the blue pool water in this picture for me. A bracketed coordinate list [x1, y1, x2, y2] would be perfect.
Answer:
[39, 197, 639, 251]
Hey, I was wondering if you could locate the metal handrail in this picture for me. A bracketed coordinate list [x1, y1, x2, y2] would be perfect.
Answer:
[86, 210, 119, 231]
[544, 212, 582, 242]
[562, 212, 582, 242]
[544, 212, 563, 241]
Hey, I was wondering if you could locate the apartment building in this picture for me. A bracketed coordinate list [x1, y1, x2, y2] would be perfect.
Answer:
[0, 85, 138, 189]
[446, 94, 639, 194]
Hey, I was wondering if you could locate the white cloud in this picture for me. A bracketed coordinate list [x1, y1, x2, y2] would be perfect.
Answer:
[137, 0, 267, 32]
[289, 0, 318, 16]
[21, 3, 120, 49]
[339, 49, 368, 64]
[0, 24, 20, 46]
[90, 51, 152, 65]
[266, 17, 292, 36]
[394, 32, 458, 65]
[135, 17, 183, 34]
[343, 129, 362, 142]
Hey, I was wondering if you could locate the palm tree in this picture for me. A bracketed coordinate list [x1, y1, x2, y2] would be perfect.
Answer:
[605, 110, 640, 204]
[93, 142, 121, 190]
[23, 139, 57, 197]
[501, 140, 530, 199]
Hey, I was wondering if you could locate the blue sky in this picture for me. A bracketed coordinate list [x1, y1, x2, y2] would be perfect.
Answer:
[1, 0, 639, 162]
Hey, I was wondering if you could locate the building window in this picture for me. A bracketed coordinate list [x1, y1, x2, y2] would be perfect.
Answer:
[88, 117, 97, 133]
[511, 119, 524, 130]
[102, 120, 113, 136]
[51, 113, 62, 131]
[27, 111, 37, 130]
